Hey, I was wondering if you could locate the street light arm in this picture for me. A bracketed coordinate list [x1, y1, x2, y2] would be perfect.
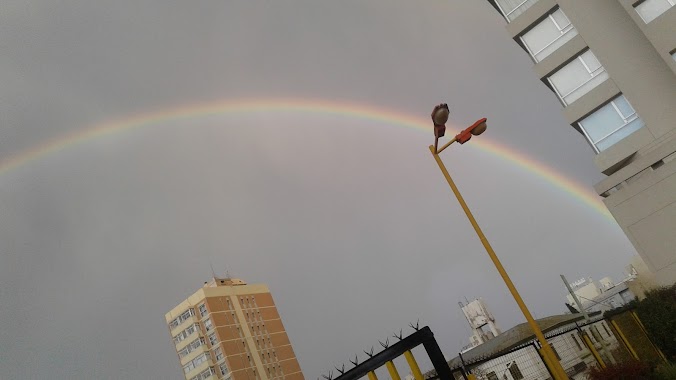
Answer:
[455, 118, 488, 145]
[435, 137, 457, 154]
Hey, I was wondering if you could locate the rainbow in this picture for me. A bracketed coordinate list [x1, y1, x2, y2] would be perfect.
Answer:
[0, 98, 611, 219]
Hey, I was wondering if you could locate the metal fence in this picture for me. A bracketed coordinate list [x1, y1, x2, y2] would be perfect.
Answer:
[440, 316, 621, 380]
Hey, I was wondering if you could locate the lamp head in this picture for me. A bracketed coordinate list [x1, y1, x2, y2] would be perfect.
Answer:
[431, 104, 450, 126]
[471, 120, 487, 135]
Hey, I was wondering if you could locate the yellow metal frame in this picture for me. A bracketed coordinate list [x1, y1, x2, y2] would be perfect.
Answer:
[385, 361, 401, 380]
[610, 319, 639, 360]
[404, 351, 424, 380]
[630, 311, 667, 363]
[430, 145, 569, 380]
[581, 332, 606, 368]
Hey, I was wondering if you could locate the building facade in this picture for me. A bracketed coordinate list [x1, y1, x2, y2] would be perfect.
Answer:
[563, 277, 636, 313]
[484, 0, 676, 286]
[165, 277, 304, 380]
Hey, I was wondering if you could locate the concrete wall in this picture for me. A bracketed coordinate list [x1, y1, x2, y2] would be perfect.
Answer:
[557, 0, 676, 172]
[487, 0, 676, 287]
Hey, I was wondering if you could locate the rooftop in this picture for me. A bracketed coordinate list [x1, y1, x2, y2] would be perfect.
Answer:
[425, 311, 601, 376]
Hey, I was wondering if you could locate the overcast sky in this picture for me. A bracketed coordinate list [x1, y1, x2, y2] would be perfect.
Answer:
[0, 1, 639, 379]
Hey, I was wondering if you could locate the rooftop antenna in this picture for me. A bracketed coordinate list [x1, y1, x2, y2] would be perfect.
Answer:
[209, 261, 217, 279]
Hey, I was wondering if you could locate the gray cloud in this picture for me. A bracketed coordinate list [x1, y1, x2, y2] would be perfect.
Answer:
[1, 1, 636, 379]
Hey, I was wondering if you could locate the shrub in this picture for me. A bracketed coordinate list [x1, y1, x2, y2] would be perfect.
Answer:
[653, 362, 676, 380]
[634, 284, 676, 360]
[586, 360, 653, 380]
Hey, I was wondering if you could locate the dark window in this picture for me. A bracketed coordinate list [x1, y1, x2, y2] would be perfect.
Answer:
[509, 363, 524, 380]
[550, 344, 561, 360]
[571, 334, 583, 350]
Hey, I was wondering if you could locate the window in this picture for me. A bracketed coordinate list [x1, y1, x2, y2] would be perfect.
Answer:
[571, 334, 583, 350]
[521, 9, 577, 62]
[203, 318, 213, 332]
[193, 353, 208, 366]
[635, 0, 675, 23]
[548, 50, 609, 105]
[174, 323, 200, 344]
[578, 95, 645, 152]
[179, 337, 206, 358]
[190, 366, 216, 380]
[220, 363, 230, 376]
[602, 323, 611, 337]
[198, 303, 208, 317]
[208, 332, 218, 346]
[508, 363, 524, 380]
[495, 0, 539, 21]
[591, 326, 603, 342]
[183, 353, 209, 374]
[486, 372, 498, 380]
[214, 347, 224, 361]
[573, 362, 588, 373]
[170, 308, 195, 329]
[550, 344, 561, 360]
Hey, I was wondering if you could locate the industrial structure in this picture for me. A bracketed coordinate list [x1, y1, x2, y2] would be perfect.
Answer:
[484, 0, 676, 286]
[563, 277, 636, 313]
[165, 277, 304, 380]
[459, 299, 502, 351]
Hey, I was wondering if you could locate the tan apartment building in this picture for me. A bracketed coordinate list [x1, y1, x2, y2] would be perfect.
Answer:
[165, 277, 304, 380]
[484, 0, 676, 286]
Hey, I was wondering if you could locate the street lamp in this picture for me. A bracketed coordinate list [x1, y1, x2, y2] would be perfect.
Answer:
[428, 104, 569, 380]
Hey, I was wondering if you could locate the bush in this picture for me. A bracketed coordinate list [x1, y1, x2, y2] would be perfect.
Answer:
[586, 361, 653, 380]
[653, 362, 676, 380]
[634, 284, 676, 360]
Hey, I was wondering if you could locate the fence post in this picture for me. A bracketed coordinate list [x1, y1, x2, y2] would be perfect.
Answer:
[578, 328, 605, 368]
[629, 311, 668, 363]
[609, 318, 639, 360]
[458, 352, 468, 380]
[404, 351, 424, 380]
[534, 342, 557, 380]
[385, 361, 401, 380]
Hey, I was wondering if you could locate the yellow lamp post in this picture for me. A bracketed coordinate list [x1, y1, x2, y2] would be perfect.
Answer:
[428, 104, 569, 380]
